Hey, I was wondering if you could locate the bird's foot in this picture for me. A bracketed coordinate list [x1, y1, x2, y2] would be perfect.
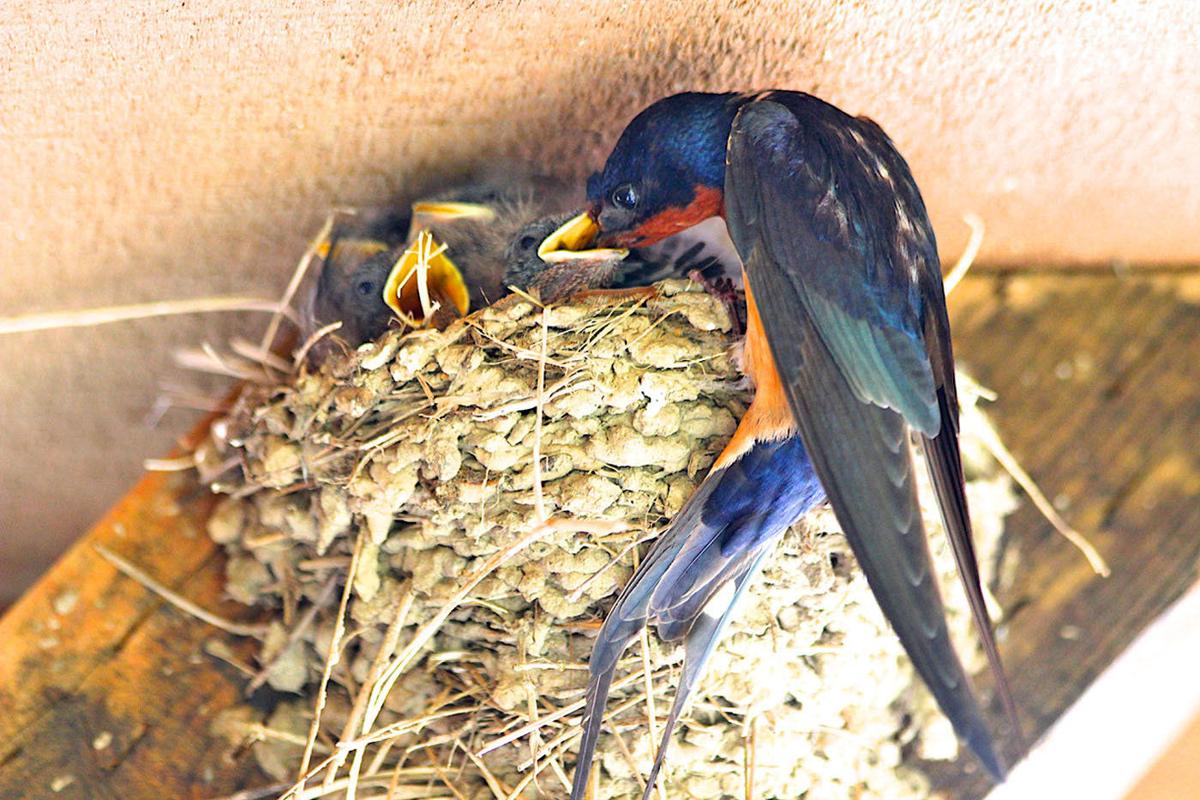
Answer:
[687, 269, 745, 335]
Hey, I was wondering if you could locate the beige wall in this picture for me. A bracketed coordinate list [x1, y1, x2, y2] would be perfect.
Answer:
[2, 1, 1197, 602]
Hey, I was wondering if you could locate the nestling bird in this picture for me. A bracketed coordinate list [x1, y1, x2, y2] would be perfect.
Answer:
[300, 174, 735, 360]
[543, 91, 1020, 797]
[299, 175, 584, 358]
[503, 211, 633, 303]
[298, 207, 411, 364]
[506, 209, 742, 310]
[405, 176, 579, 313]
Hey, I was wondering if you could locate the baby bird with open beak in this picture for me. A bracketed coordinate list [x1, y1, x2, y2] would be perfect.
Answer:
[300, 177, 645, 364]
[299, 176, 575, 357]
[504, 210, 743, 315]
[503, 211, 631, 302]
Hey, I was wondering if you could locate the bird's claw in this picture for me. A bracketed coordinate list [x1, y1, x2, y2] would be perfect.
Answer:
[687, 269, 746, 335]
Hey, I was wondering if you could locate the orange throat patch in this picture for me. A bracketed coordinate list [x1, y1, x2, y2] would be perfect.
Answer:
[624, 185, 725, 246]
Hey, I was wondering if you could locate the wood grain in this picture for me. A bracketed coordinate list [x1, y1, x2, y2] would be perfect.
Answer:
[928, 272, 1200, 797]
[0, 468, 267, 799]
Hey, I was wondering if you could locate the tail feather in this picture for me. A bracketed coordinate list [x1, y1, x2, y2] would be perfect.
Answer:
[641, 547, 772, 800]
[569, 484, 722, 800]
[570, 628, 631, 800]
[923, 389, 1023, 747]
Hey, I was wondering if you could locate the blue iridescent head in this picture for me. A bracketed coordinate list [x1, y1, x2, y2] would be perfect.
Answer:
[587, 92, 746, 247]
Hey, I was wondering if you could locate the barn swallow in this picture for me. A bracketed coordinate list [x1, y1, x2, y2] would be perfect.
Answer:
[298, 207, 411, 363]
[546, 92, 1019, 795]
[303, 176, 732, 357]
[384, 180, 577, 325]
[503, 211, 633, 302]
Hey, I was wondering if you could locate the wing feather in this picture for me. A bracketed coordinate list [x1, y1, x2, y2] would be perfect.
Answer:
[570, 435, 823, 799]
[725, 95, 1011, 776]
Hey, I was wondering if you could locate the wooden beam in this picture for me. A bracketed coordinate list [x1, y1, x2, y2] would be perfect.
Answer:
[928, 273, 1200, 796]
[0, 468, 266, 798]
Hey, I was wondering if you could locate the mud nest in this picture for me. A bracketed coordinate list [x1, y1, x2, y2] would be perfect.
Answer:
[200, 280, 1019, 800]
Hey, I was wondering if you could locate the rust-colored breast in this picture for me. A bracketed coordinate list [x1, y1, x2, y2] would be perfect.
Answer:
[621, 185, 725, 247]
[713, 274, 796, 469]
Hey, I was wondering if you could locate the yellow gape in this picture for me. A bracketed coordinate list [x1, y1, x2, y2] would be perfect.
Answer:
[382, 231, 470, 327]
[409, 200, 497, 232]
[537, 212, 628, 264]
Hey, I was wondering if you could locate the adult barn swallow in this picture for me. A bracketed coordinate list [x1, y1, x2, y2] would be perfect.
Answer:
[548, 92, 1018, 795]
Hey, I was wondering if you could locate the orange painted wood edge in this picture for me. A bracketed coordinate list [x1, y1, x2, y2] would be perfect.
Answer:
[0, 421, 268, 798]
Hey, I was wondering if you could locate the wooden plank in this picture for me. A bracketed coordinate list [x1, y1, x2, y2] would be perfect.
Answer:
[1127, 709, 1200, 799]
[928, 273, 1200, 797]
[984, 581, 1200, 800]
[0, 467, 267, 799]
[1, 272, 1198, 799]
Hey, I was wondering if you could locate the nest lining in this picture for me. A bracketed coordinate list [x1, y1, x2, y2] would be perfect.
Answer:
[201, 280, 1018, 800]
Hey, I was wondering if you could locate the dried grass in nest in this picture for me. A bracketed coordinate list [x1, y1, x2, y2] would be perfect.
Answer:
[1, 205, 1103, 799]
[196, 275, 1032, 800]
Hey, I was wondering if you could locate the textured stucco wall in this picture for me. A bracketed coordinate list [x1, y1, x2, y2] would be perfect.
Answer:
[1, 1, 1197, 601]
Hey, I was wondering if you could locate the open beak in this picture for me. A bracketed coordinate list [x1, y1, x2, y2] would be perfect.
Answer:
[410, 201, 497, 230]
[382, 232, 470, 326]
[316, 236, 389, 263]
[537, 211, 629, 265]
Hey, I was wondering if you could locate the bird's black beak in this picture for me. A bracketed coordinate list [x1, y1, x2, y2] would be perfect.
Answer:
[382, 231, 470, 327]
[537, 210, 629, 266]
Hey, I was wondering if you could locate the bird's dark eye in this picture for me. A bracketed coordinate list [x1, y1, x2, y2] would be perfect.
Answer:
[356, 280, 376, 297]
[518, 235, 538, 250]
[610, 183, 639, 210]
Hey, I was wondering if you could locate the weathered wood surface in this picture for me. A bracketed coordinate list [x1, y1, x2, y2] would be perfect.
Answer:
[0, 467, 267, 799]
[930, 271, 1200, 797]
[1, 271, 1198, 799]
